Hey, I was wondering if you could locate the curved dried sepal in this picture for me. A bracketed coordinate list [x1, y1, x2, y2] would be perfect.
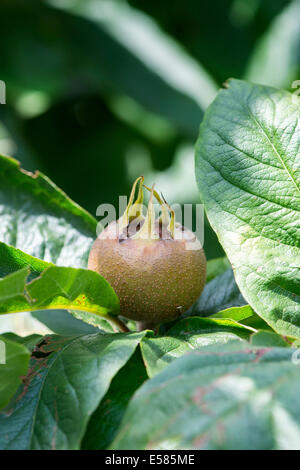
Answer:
[129, 175, 144, 221]
[161, 193, 175, 239]
[119, 176, 144, 233]
[132, 184, 158, 240]
[144, 184, 170, 229]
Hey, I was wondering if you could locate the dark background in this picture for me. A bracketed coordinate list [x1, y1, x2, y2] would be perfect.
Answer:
[0, 0, 299, 259]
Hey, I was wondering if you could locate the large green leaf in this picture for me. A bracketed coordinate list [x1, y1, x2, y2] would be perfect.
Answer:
[0, 331, 146, 450]
[141, 317, 253, 377]
[0, 242, 110, 334]
[112, 342, 300, 450]
[0, 336, 30, 411]
[0, 154, 96, 267]
[0, 265, 119, 321]
[81, 348, 148, 450]
[195, 79, 300, 337]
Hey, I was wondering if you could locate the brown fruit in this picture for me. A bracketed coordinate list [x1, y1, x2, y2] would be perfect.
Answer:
[88, 178, 206, 323]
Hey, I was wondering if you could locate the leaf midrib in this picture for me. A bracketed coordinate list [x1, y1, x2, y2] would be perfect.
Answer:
[246, 100, 300, 197]
[28, 336, 82, 450]
[200, 154, 299, 250]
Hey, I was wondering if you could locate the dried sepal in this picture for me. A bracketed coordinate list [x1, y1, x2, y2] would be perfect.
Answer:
[118, 176, 144, 234]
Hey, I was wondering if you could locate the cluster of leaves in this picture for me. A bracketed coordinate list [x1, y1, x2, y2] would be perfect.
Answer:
[1, 0, 299, 259]
[0, 80, 299, 449]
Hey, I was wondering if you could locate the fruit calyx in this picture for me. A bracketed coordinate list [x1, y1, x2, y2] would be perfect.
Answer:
[117, 176, 178, 243]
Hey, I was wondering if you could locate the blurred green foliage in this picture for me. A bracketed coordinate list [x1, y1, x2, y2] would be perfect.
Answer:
[0, 0, 299, 259]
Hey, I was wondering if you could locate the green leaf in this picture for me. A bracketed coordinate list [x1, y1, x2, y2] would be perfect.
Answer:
[210, 305, 254, 321]
[0, 242, 115, 333]
[81, 348, 147, 450]
[210, 305, 274, 332]
[0, 336, 30, 411]
[112, 342, 300, 450]
[69, 310, 116, 332]
[141, 317, 253, 377]
[1, 333, 42, 352]
[187, 268, 246, 317]
[206, 256, 230, 282]
[195, 79, 300, 337]
[0, 154, 96, 267]
[31, 310, 103, 336]
[240, 313, 274, 331]
[0, 265, 119, 320]
[250, 331, 290, 348]
[27, 267, 118, 315]
[0, 241, 50, 279]
[245, 0, 300, 89]
[0, 331, 146, 450]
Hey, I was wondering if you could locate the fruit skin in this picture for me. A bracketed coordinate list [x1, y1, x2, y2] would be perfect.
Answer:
[88, 222, 206, 323]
